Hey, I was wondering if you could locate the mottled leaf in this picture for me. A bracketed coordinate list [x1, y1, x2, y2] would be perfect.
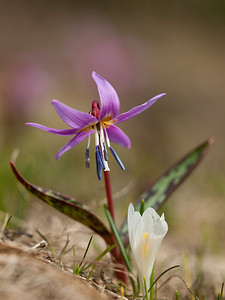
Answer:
[10, 161, 113, 246]
[120, 138, 213, 244]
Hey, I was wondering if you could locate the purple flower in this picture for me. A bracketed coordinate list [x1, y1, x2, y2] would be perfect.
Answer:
[26, 72, 165, 179]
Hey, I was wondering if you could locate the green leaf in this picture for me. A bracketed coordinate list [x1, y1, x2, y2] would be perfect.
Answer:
[120, 138, 213, 245]
[104, 205, 131, 273]
[10, 161, 114, 246]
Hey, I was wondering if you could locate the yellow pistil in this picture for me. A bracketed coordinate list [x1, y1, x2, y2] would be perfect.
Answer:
[120, 286, 124, 299]
[144, 232, 149, 255]
[144, 232, 149, 241]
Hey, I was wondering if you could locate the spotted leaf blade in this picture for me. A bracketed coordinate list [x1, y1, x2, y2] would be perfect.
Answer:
[10, 161, 113, 246]
[120, 138, 213, 245]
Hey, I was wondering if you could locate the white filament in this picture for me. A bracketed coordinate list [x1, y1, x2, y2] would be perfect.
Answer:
[100, 124, 110, 171]
[94, 126, 99, 146]
[87, 130, 91, 149]
[103, 124, 111, 147]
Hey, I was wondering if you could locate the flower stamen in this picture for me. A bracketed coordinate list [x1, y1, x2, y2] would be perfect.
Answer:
[95, 151, 101, 180]
[85, 131, 91, 168]
[85, 148, 90, 168]
[94, 126, 99, 146]
[144, 232, 149, 242]
[144, 232, 149, 254]
[87, 130, 91, 148]
[103, 124, 111, 148]
[109, 147, 125, 171]
[102, 124, 125, 171]
[96, 145, 105, 170]
[99, 124, 110, 171]
[103, 142, 108, 161]
[94, 125, 107, 178]
[99, 124, 108, 161]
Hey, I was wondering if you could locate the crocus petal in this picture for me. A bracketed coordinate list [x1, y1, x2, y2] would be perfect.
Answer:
[127, 203, 168, 296]
[115, 93, 166, 124]
[142, 208, 168, 237]
[128, 203, 142, 248]
[26, 123, 78, 136]
[92, 71, 120, 121]
[52, 99, 97, 129]
[56, 131, 91, 159]
[106, 125, 131, 148]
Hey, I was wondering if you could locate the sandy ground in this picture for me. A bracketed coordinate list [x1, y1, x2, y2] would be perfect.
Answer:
[0, 239, 114, 300]
[0, 198, 224, 300]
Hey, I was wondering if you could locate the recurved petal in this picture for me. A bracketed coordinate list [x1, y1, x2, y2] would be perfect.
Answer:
[92, 72, 120, 121]
[26, 123, 78, 136]
[106, 125, 131, 148]
[115, 93, 166, 124]
[55, 131, 91, 159]
[52, 99, 97, 129]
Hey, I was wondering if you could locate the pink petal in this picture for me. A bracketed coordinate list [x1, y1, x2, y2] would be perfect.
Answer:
[92, 72, 120, 121]
[106, 125, 131, 148]
[52, 99, 97, 129]
[115, 93, 166, 124]
[56, 131, 91, 159]
[26, 123, 78, 136]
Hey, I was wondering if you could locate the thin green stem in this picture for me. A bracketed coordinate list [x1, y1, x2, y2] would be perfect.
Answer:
[150, 266, 154, 300]
[144, 276, 149, 300]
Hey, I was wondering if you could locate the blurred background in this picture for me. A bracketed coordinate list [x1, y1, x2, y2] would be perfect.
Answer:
[0, 0, 225, 292]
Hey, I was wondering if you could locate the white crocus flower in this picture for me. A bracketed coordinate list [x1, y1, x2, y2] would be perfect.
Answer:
[127, 203, 168, 295]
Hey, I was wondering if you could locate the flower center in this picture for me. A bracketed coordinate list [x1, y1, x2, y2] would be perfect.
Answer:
[85, 100, 125, 180]
[90, 100, 100, 119]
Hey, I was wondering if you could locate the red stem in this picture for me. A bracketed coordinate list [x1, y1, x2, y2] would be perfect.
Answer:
[103, 171, 115, 221]
[103, 170, 128, 284]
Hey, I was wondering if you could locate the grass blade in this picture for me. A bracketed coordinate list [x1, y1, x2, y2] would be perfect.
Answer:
[85, 243, 116, 280]
[0, 214, 12, 238]
[149, 265, 180, 293]
[36, 229, 56, 255]
[143, 265, 180, 299]
[218, 282, 224, 300]
[83, 243, 116, 271]
[176, 290, 181, 300]
[79, 235, 93, 268]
